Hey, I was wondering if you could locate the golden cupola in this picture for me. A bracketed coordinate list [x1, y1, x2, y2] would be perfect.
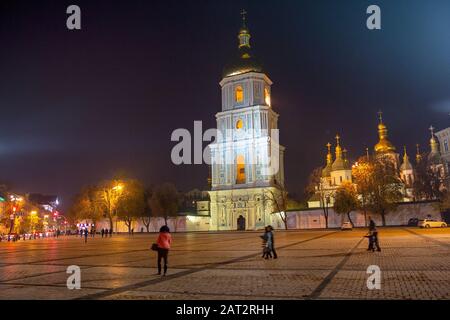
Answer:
[331, 135, 347, 171]
[321, 142, 333, 177]
[223, 10, 263, 78]
[428, 126, 442, 164]
[374, 111, 396, 154]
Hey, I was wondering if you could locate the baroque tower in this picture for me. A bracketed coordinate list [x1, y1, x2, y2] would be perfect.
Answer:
[208, 11, 285, 231]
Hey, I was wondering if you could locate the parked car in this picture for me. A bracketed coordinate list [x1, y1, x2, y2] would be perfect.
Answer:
[407, 218, 419, 226]
[418, 219, 447, 228]
[341, 222, 353, 230]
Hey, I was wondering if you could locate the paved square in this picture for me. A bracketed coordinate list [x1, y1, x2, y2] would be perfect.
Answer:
[0, 227, 449, 299]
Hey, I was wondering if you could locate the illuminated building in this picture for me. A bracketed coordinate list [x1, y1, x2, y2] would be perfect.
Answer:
[208, 12, 285, 230]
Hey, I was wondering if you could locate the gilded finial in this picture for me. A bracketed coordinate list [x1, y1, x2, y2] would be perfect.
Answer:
[416, 143, 422, 163]
[238, 9, 251, 48]
[403, 145, 407, 155]
[429, 125, 435, 137]
[240, 9, 247, 25]
[335, 134, 340, 146]
[378, 110, 383, 123]
[325, 142, 332, 165]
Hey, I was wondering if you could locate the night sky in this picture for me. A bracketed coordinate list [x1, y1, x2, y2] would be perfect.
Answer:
[1, 0, 450, 211]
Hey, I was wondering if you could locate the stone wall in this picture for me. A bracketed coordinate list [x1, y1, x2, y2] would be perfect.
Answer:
[79, 216, 211, 233]
[282, 201, 442, 229]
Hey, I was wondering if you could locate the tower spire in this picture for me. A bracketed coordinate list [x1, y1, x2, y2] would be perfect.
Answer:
[240, 9, 247, 27]
[326, 142, 332, 165]
[238, 9, 251, 48]
[335, 134, 342, 159]
[400, 146, 413, 172]
[416, 143, 422, 163]
[429, 125, 439, 154]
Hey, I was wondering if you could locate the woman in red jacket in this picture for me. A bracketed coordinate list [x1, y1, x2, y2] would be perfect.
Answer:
[156, 225, 172, 275]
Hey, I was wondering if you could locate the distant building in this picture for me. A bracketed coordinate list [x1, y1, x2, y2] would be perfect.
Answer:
[308, 113, 449, 208]
[28, 194, 59, 212]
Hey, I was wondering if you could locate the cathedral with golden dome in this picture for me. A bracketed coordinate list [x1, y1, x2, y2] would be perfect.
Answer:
[308, 112, 448, 208]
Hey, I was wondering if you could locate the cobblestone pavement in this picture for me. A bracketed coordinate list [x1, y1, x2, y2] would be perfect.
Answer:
[0, 227, 449, 300]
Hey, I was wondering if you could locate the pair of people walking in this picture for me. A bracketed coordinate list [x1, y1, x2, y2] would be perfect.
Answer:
[153, 225, 172, 276]
[261, 225, 277, 259]
[101, 228, 112, 238]
[366, 217, 381, 252]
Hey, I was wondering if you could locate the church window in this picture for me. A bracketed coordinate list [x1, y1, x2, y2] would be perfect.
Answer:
[235, 85, 244, 103]
[264, 87, 271, 106]
[236, 154, 246, 184]
[444, 139, 448, 152]
[339, 176, 343, 183]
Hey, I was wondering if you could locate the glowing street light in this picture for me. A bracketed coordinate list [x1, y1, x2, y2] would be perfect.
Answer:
[112, 184, 123, 191]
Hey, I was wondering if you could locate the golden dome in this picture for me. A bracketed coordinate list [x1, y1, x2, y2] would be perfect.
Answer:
[374, 111, 396, 154]
[222, 11, 263, 78]
[374, 139, 396, 153]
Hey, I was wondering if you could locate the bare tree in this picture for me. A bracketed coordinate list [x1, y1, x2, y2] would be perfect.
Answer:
[263, 182, 289, 230]
[333, 181, 359, 226]
[150, 183, 180, 227]
[139, 187, 153, 232]
[363, 157, 403, 226]
[116, 180, 146, 233]
[306, 167, 331, 228]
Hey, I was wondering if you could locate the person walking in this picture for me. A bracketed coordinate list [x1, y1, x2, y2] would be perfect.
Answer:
[260, 226, 273, 259]
[84, 228, 88, 243]
[155, 225, 172, 276]
[367, 217, 381, 252]
[101, 228, 104, 238]
[268, 225, 278, 259]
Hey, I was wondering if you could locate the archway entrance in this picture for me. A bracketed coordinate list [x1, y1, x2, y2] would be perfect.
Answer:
[237, 215, 246, 231]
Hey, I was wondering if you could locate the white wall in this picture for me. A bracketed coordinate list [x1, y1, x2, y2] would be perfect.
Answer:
[79, 216, 211, 233]
[282, 201, 442, 229]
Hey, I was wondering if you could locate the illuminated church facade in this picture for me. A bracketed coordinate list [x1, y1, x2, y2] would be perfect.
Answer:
[308, 112, 448, 208]
[208, 14, 285, 231]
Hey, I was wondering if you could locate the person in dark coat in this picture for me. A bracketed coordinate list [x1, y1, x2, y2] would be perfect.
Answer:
[101, 228, 104, 238]
[367, 217, 381, 252]
[268, 225, 278, 259]
[260, 226, 273, 259]
[84, 228, 88, 243]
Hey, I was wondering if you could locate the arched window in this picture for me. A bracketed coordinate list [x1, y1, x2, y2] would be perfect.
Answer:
[235, 86, 244, 103]
[236, 154, 246, 184]
[264, 87, 271, 106]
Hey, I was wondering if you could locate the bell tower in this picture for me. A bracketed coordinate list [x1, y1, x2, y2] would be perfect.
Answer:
[208, 12, 285, 231]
